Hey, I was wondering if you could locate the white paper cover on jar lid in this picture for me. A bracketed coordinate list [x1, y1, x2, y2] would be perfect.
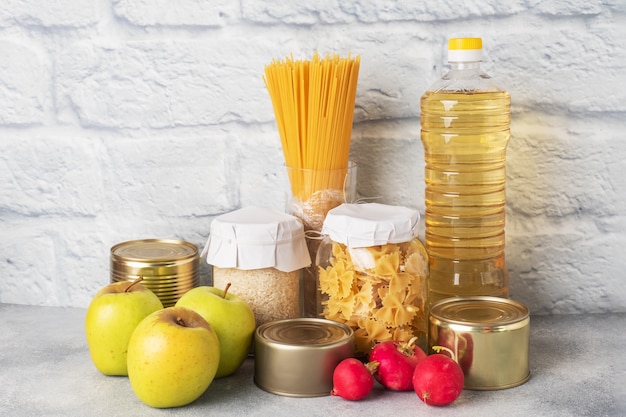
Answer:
[201, 206, 311, 272]
[321, 203, 420, 248]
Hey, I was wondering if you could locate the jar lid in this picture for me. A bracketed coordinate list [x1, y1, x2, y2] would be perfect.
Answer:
[201, 206, 311, 272]
[321, 203, 420, 248]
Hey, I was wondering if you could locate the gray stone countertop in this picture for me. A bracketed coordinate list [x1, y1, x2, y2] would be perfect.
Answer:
[1, 303, 624, 416]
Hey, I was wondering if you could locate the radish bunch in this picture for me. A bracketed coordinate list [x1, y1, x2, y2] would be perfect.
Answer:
[330, 339, 464, 407]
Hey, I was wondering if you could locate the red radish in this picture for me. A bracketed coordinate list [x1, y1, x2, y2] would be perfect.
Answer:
[412, 353, 464, 406]
[330, 358, 375, 401]
[369, 337, 427, 391]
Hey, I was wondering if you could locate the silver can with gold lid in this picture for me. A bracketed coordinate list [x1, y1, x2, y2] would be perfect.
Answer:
[254, 318, 354, 397]
[429, 296, 530, 390]
[110, 238, 200, 307]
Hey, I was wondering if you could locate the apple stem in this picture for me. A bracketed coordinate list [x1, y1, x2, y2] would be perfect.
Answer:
[222, 282, 232, 299]
[125, 276, 144, 293]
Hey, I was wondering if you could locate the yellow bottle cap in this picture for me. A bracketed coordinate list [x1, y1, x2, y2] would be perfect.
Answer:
[447, 37, 483, 62]
[448, 37, 483, 51]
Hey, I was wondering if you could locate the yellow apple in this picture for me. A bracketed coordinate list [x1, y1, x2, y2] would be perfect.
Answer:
[127, 306, 220, 408]
[85, 277, 163, 376]
[176, 283, 255, 378]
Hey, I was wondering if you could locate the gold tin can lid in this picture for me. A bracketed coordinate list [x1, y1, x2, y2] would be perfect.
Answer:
[110, 239, 199, 307]
[254, 318, 354, 397]
[429, 296, 530, 390]
[430, 296, 529, 329]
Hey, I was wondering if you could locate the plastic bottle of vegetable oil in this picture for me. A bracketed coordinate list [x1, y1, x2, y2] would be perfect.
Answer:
[420, 37, 511, 304]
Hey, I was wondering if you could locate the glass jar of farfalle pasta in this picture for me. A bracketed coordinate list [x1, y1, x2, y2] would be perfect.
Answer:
[316, 203, 429, 356]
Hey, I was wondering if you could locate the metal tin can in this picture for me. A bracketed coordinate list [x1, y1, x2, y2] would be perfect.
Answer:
[429, 296, 530, 390]
[110, 239, 199, 307]
[254, 318, 354, 397]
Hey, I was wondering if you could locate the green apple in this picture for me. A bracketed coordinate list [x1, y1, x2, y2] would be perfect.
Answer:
[176, 283, 255, 378]
[85, 277, 163, 376]
[127, 306, 220, 408]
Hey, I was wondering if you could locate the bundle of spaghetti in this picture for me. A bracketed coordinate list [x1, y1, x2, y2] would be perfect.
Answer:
[264, 52, 360, 214]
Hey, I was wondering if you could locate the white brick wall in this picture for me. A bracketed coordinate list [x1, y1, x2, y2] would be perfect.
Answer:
[1, 0, 624, 314]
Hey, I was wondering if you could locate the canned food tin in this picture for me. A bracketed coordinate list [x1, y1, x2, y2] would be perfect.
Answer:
[254, 318, 354, 397]
[110, 239, 200, 307]
[429, 296, 530, 390]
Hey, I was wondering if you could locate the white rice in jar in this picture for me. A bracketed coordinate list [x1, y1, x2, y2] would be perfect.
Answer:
[202, 206, 311, 327]
[213, 266, 300, 326]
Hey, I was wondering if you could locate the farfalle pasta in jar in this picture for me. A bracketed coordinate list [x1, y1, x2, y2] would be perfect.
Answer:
[316, 203, 429, 355]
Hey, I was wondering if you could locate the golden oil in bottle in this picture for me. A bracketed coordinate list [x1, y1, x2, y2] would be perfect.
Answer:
[420, 37, 511, 303]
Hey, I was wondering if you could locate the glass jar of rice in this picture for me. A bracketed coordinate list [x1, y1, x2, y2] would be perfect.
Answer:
[202, 206, 311, 327]
[316, 203, 429, 355]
